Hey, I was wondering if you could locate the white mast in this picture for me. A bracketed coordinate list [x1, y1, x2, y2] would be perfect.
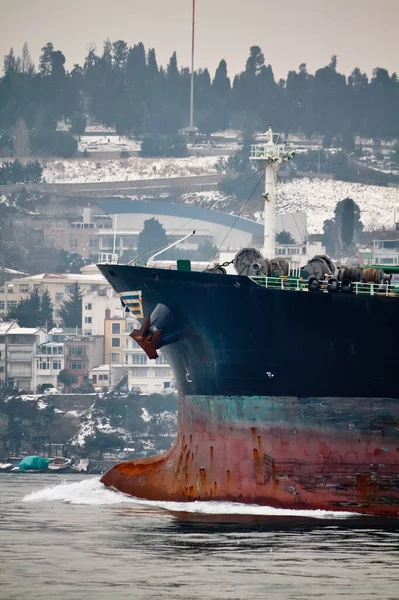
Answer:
[249, 127, 295, 259]
[189, 0, 195, 129]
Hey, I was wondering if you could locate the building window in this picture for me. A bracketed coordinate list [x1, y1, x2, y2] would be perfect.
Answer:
[69, 236, 78, 249]
[7, 301, 17, 309]
[124, 354, 129, 364]
[130, 368, 147, 377]
[85, 303, 92, 310]
[19, 286, 29, 294]
[99, 374, 109, 381]
[132, 354, 147, 365]
[70, 347, 85, 355]
[84, 317, 92, 324]
[37, 358, 50, 370]
[69, 362, 85, 370]
[111, 337, 120, 348]
[156, 355, 169, 365]
[112, 323, 120, 334]
[156, 368, 170, 377]
[55, 292, 64, 302]
[65, 284, 76, 295]
[84, 330, 92, 336]
[0, 301, 4, 311]
[111, 352, 120, 362]
[53, 361, 61, 370]
[89, 237, 98, 248]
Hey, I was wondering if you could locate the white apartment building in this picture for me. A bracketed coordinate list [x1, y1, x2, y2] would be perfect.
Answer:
[275, 240, 326, 271]
[82, 291, 122, 336]
[34, 341, 64, 390]
[6, 327, 47, 391]
[0, 321, 19, 382]
[0, 270, 111, 322]
[372, 238, 399, 265]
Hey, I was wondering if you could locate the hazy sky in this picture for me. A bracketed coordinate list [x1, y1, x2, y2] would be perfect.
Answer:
[1, 0, 398, 80]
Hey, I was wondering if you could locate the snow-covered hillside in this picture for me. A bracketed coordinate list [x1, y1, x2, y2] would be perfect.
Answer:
[43, 156, 223, 184]
[42, 151, 399, 234]
[182, 179, 399, 234]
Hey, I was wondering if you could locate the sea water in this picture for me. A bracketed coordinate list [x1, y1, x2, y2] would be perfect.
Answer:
[1, 473, 398, 599]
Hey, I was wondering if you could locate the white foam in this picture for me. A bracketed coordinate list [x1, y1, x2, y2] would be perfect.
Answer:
[23, 478, 133, 506]
[22, 478, 356, 519]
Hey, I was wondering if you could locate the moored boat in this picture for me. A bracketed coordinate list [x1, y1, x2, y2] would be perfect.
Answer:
[0, 462, 13, 472]
[18, 455, 51, 473]
[48, 458, 72, 472]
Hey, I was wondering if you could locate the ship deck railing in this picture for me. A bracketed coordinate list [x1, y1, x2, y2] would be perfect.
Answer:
[249, 276, 399, 297]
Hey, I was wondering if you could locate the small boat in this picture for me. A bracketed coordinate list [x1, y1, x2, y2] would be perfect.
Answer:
[48, 458, 72, 472]
[18, 455, 51, 473]
[0, 462, 13, 472]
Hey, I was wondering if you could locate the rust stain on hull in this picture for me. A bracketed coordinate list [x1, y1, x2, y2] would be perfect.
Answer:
[101, 394, 399, 517]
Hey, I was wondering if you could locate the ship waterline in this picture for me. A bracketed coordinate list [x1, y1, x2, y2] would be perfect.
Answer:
[101, 394, 399, 516]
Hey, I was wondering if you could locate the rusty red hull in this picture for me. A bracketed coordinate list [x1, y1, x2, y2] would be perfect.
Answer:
[101, 394, 399, 517]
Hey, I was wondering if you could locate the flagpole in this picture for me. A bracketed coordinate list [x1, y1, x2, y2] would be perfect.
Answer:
[189, 0, 195, 129]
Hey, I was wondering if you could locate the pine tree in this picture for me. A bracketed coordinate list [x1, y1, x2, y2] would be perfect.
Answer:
[5, 288, 41, 327]
[39, 43, 54, 76]
[136, 218, 169, 263]
[147, 48, 159, 80]
[39, 289, 54, 330]
[276, 231, 296, 244]
[28, 287, 40, 322]
[59, 282, 83, 328]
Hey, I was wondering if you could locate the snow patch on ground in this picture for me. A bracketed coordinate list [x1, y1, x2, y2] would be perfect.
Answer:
[72, 406, 125, 447]
[78, 135, 141, 153]
[277, 178, 399, 233]
[141, 407, 151, 422]
[182, 190, 227, 209]
[43, 156, 223, 184]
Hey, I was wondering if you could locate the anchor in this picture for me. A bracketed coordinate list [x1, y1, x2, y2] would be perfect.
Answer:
[131, 303, 180, 360]
[131, 315, 162, 360]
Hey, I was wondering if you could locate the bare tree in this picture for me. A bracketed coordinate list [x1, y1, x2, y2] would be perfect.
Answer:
[20, 42, 35, 75]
